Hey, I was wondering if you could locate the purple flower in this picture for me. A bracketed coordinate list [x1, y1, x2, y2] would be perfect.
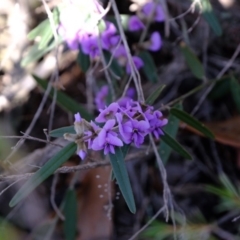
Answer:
[81, 35, 100, 58]
[148, 32, 162, 51]
[78, 149, 87, 160]
[84, 121, 100, 149]
[126, 56, 144, 74]
[101, 23, 121, 49]
[128, 16, 145, 31]
[148, 110, 168, 139]
[114, 44, 129, 66]
[74, 113, 82, 122]
[95, 102, 119, 123]
[116, 113, 133, 143]
[91, 119, 123, 154]
[95, 85, 109, 109]
[126, 88, 135, 98]
[124, 119, 149, 147]
[142, 2, 165, 22]
[58, 25, 79, 50]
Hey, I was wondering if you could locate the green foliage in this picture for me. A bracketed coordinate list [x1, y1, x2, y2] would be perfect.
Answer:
[200, 0, 222, 36]
[9, 143, 77, 207]
[77, 47, 91, 73]
[230, 76, 240, 113]
[50, 126, 75, 138]
[159, 103, 182, 163]
[180, 42, 205, 80]
[146, 85, 165, 105]
[138, 51, 158, 83]
[170, 108, 214, 139]
[206, 173, 240, 212]
[161, 131, 192, 160]
[22, 8, 61, 66]
[109, 147, 136, 213]
[33, 74, 93, 121]
[63, 189, 78, 240]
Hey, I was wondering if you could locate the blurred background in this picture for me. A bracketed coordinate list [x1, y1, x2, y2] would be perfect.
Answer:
[0, 0, 240, 239]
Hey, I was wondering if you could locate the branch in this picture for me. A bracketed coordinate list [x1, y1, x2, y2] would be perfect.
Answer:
[0, 150, 151, 183]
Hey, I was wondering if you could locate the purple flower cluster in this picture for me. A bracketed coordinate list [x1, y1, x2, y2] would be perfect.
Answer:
[58, 0, 164, 73]
[95, 85, 135, 109]
[67, 100, 168, 160]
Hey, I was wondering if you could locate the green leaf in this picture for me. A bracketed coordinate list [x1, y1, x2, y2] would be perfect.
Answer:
[63, 189, 77, 240]
[121, 144, 131, 158]
[230, 76, 240, 113]
[109, 147, 136, 213]
[205, 185, 233, 198]
[161, 132, 192, 160]
[33, 74, 93, 121]
[146, 85, 166, 105]
[219, 173, 239, 197]
[201, 0, 222, 36]
[159, 103, 182, 163]
[180, 42, 205, 80]
[103, 50, 124, 78]
[138, 51, 158, 83]
[170, 108, 214, 139]
[50, 126, 75, 138]
[28, 19, 50, 40]
[21, 36, 63, 67]
[77, 47, 90, 73]
[9, 142, 77, 207]
[209, 78, 230, 100]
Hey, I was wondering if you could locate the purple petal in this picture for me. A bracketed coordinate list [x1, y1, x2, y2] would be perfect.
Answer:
[142, 2, 165, 22]
[74, 113, 81, 122]
[128, 16, 145, 31]
[97, 129, 107, 147]
[107, 134, 123, 147]
[148, 32, 162, 51]
[78, 150, 87, 160]
[109, 145, 115, 154]
[91, 137, 103, 150]
[104, 145, 110, 155]
[126, 56, 144, 74]
[103, 119, 116, 131]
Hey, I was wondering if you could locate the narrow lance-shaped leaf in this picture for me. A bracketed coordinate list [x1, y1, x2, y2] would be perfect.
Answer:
[109, 147, 136, 213]
[219, 173, 239, 197]
[63, 189, 77, 240]
[138, 51, 158, 83]
[159, 103, 182, 163]
[77, 47, 90, 73]
[200, 0, 222, 36]
[9, 142, 77, 207]
[230, 76, 240, 114]
[111, 144, 131, 181]
[146, 85, 165, 105]
[33, 74, 93, 121]
[170, 108, 214, 139]
[21, 36, 63, 67]
[161, 131, 192, 160]
[50, 126, 76, 138]
[180, 42, 205, 80]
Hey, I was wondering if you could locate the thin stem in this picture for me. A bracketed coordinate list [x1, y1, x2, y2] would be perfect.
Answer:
[110, 0, 144, 102]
